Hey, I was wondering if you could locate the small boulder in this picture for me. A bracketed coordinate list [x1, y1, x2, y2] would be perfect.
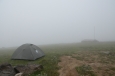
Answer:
[15, 72, 23, 76]
[0, 63, 17, 76]
[14, 64, 43, 75]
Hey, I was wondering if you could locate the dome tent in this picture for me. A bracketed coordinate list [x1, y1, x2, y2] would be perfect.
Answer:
[11, 44, 45, 60]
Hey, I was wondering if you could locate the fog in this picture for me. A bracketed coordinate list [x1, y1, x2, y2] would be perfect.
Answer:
[0, 0, 115, 47]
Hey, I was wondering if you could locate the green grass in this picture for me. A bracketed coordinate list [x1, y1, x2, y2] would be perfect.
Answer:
[76, 65, 96, 76]
[0, 42, 115, 76]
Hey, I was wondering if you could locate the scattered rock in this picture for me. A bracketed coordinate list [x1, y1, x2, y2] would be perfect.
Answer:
[15, 73, 23, 76]
[0, 63, 17, 76]
[14, 64, 43, 75]
[101, 51, 110, 54]
[0, 63, 43, 76]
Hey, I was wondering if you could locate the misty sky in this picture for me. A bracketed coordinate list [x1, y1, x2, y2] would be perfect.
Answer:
[0, 0, 115, 47]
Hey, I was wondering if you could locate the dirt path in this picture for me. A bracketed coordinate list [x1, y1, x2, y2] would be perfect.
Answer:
[58, 56, 84, 76]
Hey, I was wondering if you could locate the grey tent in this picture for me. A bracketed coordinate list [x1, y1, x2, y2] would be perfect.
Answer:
[11, 44, 45, 60]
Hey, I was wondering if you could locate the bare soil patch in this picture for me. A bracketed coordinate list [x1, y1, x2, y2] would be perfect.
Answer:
[58, 51, 115, 76]
[58, 56, 79, 76]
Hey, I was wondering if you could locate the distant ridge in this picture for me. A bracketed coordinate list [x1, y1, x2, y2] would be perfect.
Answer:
[81, 39, 99, 43]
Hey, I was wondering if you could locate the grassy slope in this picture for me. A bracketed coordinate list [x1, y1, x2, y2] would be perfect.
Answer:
[0, 42, 115, 76]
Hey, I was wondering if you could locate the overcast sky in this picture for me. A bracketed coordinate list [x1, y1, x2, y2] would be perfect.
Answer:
[0, 0, 115, 47]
